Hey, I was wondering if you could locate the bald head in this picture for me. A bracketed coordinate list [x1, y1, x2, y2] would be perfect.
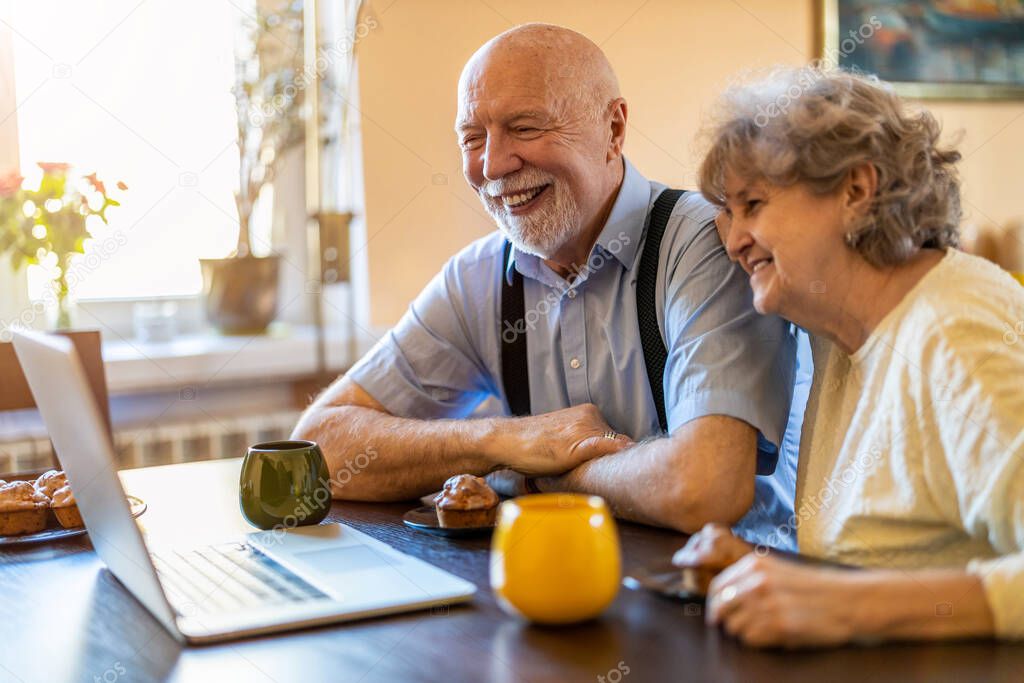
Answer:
[455, 24, 628, 265]
[459, 23, 621, 121]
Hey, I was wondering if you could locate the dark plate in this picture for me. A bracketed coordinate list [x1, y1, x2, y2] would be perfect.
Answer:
[402, 505, 495, 538]
[0, 495, 147, 547]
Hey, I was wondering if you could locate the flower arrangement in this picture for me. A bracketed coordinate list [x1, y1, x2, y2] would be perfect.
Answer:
[0, 163, 126, 328]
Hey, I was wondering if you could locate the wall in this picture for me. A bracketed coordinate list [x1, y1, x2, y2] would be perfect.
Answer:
[356, 0, 1024, 327]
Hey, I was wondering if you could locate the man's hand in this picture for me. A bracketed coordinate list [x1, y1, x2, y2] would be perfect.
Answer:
[490, 403, 634, 476]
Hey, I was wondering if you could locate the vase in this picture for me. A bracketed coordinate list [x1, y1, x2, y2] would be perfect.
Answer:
[54, 296, 72, 330]
[199, 254, 281, 334]
[49, 272, 73, 330]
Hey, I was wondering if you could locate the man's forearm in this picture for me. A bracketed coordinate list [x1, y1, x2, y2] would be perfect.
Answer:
[537, 438, 680, 528]
[536, 440, 704, 532]
[292, 404, 500, 501]
[536, 415, 757, 533]
[293, 376, 634, 503]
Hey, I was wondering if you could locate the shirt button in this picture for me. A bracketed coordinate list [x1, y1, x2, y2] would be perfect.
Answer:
[569, 357, 581, 369]
[566, 289, 576, 299]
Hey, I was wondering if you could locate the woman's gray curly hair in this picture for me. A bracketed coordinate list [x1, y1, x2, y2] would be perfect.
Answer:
[698, 66, 961, 267]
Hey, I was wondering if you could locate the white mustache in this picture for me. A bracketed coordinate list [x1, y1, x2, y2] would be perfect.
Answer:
[480, 169, 554, 198]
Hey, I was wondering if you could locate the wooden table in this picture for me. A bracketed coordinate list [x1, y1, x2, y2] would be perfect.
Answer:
[2, 459, 1023, 683]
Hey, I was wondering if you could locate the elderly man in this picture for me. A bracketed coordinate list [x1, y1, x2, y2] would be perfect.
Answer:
[293, 23, 805, 538]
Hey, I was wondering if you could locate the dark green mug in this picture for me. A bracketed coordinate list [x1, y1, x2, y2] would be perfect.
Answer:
[239, 440, 332, 530]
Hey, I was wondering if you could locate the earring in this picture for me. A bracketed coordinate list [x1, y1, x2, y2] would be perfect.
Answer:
[844, 231, 857, 247]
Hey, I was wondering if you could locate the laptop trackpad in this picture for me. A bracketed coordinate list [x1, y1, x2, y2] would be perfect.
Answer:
[293, 544, 394, 574]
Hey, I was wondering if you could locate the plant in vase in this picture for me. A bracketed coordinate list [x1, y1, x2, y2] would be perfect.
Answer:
[200, 0, 306, 334]
[0, 163, 126, 329]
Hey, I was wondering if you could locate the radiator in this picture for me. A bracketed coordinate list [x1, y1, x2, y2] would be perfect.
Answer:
[0, 411, 303, 474]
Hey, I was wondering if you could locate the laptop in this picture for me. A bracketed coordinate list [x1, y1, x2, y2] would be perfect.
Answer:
[11, 330, 476, 644]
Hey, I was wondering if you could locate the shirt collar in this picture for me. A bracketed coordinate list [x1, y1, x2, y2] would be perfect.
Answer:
[593, 157, 650, 270]
[504, 157, 652, 285]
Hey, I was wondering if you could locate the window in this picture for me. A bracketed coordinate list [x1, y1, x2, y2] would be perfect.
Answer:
[9, 1, 246, 300]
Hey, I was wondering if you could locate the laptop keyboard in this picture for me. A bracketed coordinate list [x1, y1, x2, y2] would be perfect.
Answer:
[151, 542, 328, 615]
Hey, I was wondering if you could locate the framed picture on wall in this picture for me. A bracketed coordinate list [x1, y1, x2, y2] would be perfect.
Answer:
[821, 0, 1024, 99]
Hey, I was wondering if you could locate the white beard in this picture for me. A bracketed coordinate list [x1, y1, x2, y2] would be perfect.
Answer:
[478, 167, 581, 259]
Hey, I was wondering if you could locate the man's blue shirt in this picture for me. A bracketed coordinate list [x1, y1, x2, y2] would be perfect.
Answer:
[349, 158, 808, 546]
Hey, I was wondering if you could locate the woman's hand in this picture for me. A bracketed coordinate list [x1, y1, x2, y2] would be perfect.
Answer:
[706, 553, 863, 648]
[672, 523, 754, 572]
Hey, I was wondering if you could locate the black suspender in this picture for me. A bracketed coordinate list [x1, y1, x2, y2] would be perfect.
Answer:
[500, 188, 686, 433]
[500, 240, 531, 416]
[636, 189, 685, 432]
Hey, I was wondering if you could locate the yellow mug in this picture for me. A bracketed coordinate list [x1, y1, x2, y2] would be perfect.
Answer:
[490, 493, 621, 624]
[1012, 272, 1024, 287]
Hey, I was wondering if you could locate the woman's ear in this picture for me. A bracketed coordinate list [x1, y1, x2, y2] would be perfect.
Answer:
[843, 162, 878, 220]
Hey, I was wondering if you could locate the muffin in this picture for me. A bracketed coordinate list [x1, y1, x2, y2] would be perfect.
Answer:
[434, 474, 499, 528]
[34, 469, 67, 500]
[50, 484, 83, 529]
[0, 481, 50, 535]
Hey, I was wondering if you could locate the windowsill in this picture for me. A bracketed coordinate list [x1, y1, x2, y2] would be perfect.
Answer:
[0, 323, 352, 445]
[102, 324, 361, 394]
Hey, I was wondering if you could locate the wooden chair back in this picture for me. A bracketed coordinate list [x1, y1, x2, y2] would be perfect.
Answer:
[0, 329, 112, 438]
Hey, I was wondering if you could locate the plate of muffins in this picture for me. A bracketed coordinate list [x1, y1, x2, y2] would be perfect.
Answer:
[0, 469, 146, 546]
[402, 474, 500, 538]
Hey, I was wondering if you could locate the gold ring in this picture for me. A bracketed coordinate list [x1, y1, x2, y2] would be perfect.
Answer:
[603, 431, 619, 440]
[720, 585, 738, 603]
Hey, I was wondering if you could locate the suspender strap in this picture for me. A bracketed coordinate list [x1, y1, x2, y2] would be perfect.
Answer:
[499, 187, 685, 429]
[500, 240, 531, 416]
[637, 189, 686, 433]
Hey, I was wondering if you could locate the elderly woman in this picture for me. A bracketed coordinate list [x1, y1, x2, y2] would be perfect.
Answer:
[673, 66, 1024, 648]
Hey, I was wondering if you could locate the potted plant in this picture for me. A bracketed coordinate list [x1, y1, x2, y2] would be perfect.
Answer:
[200, 0, 306, 335]
[0, 164, 125, 329]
